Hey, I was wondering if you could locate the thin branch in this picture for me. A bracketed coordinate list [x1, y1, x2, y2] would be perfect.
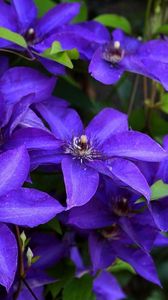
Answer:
[128, 75, 139, 117]
[22, 278, 39, 300]
[13, 226, 25, 300]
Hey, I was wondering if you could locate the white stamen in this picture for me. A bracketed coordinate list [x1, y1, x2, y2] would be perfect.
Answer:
[28, 27, 35, 35]
[114, 41, 120, 49]
[80, 135, 88, 144]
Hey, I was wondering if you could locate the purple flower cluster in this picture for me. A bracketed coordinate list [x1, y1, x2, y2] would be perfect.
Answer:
[1, 1, 168, 299]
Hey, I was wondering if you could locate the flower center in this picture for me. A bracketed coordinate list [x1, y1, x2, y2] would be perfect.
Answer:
[101, 224, 119, 239]
[102, 40, 125, 64]
[64, 134, 101, 163]
[113, 197, 129, 217]
[24, 28, 36, 44]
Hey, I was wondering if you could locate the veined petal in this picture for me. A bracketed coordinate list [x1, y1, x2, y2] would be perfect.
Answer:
[62, 157, 99, 209]
[0, 188, 64, 227]
[87, 159, 150, 201]
[150, 198, 168, 231]
[69, 197, 115, 229]
[38, 57, 65, 76]
[89, 233, 115, 273]
[30, 150, 64, 170]
[0, 1, 18, 31]
[0, 67, 56, 105]
[0, 146, 29, 196]
[89, 48, 124, 85]
[104, 131, 167, 162]
[107, 158, 151, 201]
[6, 128, 61, 151]
[93, 270, 125, 300]
[0, 224, 18, 291]
[85, 108, 128, 144]
[112, 242, 161, 286]
[12, 0, 37, 32]
[37, 107, 83, 140]
[36, 2, 80, 38]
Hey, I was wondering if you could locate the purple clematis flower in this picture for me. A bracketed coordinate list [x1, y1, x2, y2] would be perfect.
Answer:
[0, 60, 56, 129]
[7, 107, 167, 208]
[68, 186, 161, 286]
[0, 146, 64, 291]
[89, 29, 168, 90]
[0, 0, 80, 74]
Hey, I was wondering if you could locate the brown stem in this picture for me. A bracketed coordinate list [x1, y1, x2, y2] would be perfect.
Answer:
[128, 75, 139, 117]
[13, 226, 25, 300]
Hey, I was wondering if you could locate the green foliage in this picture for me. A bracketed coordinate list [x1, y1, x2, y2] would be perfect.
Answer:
[136, 180, 168, 203]
[155, 24, 168, 35]
[110, 259, 136, 274]
[160, 93, 168, 114]
[150, 180, 168, 201]
[94, 14, 132, 34]
[63, 275, 95, 300]
[34, 0, 55, 17]
[41, 41, 79, 68]
[0, 27, 27, 48]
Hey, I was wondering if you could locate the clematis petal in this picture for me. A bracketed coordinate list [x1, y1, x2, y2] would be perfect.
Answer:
[19, 109, 47, 130]
[107, 158, 151, 201]
[69, 197, 115, 229]
[87, 159, 150, 201]
[53, 21, 110, 60]
[0, 188, 64, 227]
[150, 198, 168, 231]
[30, 150, 64, 170]
[89, 47, 124, 85]
[139, 58, 168, 91]
[0, 67, 56, 105]
[7, 94, 36, 135]
[12, 0, 37, 32]
[38, 57, 65, 76]
[0, 224, 18, 291]
[112, 29, 141, 53]
[62, 157, 99, 208]
[0, 1, 17, 31]
[89, 233, 115, 273]
[112, 242, 161, 286]
[37, 107, 83, 140]
[104, 131, 167, 162]
[36, 2, 80, 38]
[85, 108, 128, 144]
[93, 270, 125, 300]
[0, 146, 29, 196]
[17, 287, 44, 300]
[6, 128, 61, 151]
[119, 217, 157, 252]
[0, 56, 9, 76]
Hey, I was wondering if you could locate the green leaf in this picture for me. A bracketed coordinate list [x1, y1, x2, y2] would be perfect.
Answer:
[109, 259, 135, 274]
[34, 0, 55, 17]
[94, 14, 132, 34]
[46, 41, 63, 55]
[155, 24, 168, 35]
[160, 93, 168, 113]
[63, 275, 95, 300]
[0, 27, 27, 48]
[67, 48, 79, 60]
[136, 180, 168, 203]
[151, 180, 168, 200]
[40, 41, 79, 68]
